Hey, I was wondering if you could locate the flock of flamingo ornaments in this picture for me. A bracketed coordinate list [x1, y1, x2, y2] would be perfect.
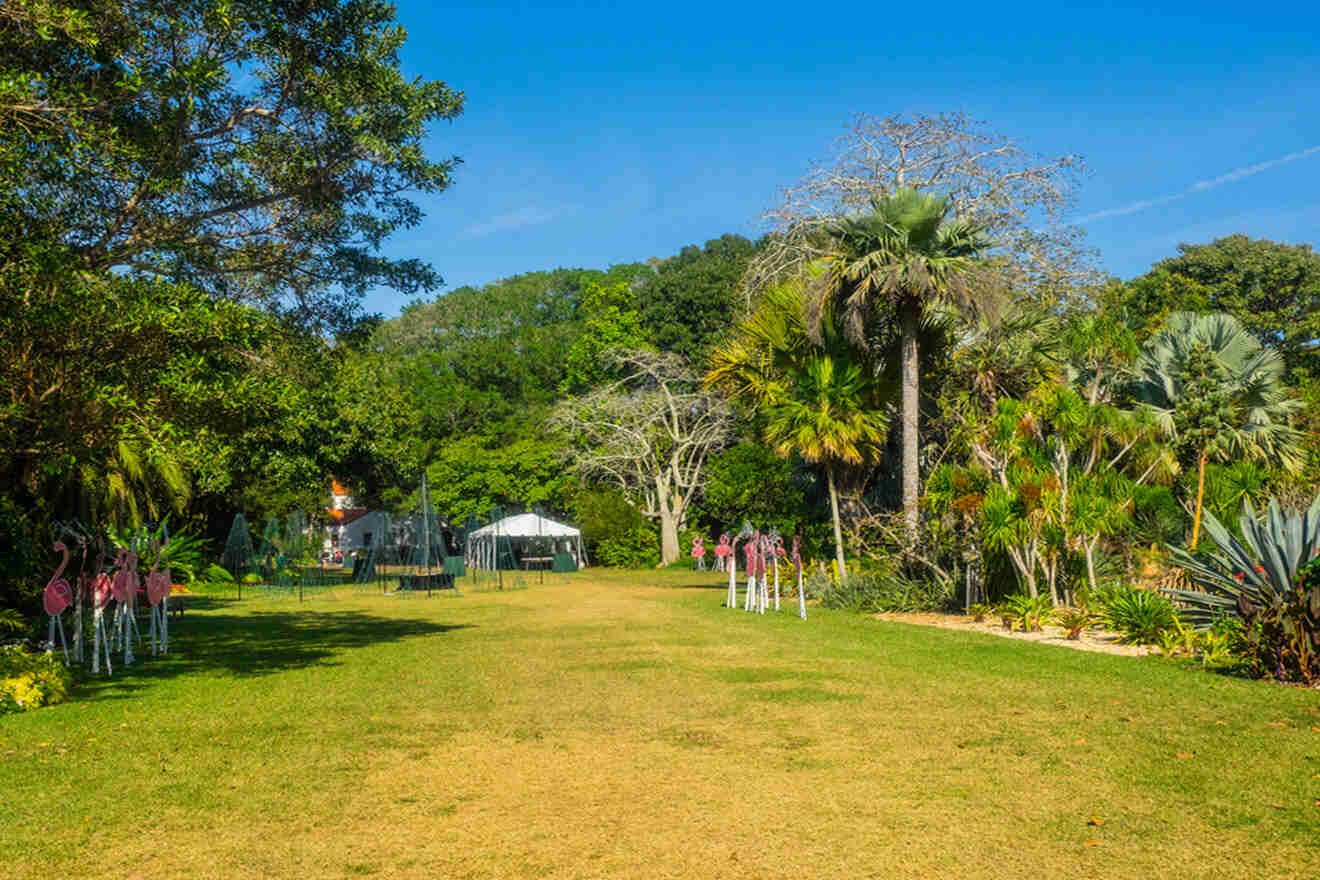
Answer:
[41, 534, 173, 675]
[37, 522, 796, 675]
[694, 525, 808, 620]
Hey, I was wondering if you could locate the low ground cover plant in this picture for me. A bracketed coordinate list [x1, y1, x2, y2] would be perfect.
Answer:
[1000, 594, 1053, 632]
[816, 565, 953, 613]
[1053, 605, 1097, 640]
[0, 644, 74, 714]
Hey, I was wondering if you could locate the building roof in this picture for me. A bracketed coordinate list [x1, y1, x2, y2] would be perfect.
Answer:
[326, 507, 370, 526]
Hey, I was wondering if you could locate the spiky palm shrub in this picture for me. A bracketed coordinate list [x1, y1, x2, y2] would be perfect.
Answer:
[1167, 497, 1320, 684]
[1097, 585, 1178, 644]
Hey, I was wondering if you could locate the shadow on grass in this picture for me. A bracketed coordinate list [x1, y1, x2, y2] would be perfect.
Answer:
[75, 601, 472, 702]
[644, 577, 733, 591]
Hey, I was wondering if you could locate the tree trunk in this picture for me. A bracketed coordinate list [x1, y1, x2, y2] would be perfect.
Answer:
[1084, 537, 1098, 598]
[656, 475, 680, 565]
[1190, 453, 1208, 550]
[900, 301, 921, 544]
[827, 465, 847, 584]
[659, 509, 680, 565]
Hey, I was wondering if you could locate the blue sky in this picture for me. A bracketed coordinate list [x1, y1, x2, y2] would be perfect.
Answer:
[366, 0, 1320, 316]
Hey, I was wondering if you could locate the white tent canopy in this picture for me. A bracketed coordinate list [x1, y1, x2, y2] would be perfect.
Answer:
[465, 513, 587, 569]
[469, 513, 580, 539]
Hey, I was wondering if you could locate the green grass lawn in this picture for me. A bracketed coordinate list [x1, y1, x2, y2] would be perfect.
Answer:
[2, 570, 1318, 878]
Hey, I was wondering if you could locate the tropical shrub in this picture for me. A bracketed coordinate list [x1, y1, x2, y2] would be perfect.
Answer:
[0, 608, 28, 635]
[1167, 497, 1320, 684]
[1129, 485, 1185, 548]
[595, 521, 660, 568]
[0, 645, 74, 714]
[1003, 594, 1053, 632]
[204, 564, 235, 582]
[819, 566, 953, 614]
[1097, 584, 1178, 644]
[1054, 605, 1097, 640]
[111, 521, 210, 583]
[1155, 618, 1245, 667]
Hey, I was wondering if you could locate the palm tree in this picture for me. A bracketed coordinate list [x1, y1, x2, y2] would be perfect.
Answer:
[60, 436, 191, 529]
[1135, 311, 1301, 548]
[706, 282, 889, 582]
[763, 356, 887, 582]
[821, 187, 990, 542]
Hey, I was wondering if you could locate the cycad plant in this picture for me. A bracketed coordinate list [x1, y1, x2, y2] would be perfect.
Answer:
[1167, 496, 1320, 683]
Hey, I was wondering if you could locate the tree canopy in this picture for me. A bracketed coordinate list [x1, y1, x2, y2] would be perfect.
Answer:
[1, 0, 464, 330]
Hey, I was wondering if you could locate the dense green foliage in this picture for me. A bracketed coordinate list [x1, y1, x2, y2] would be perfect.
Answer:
[0, 0, 463, 328]
[699, 443, 808, 538]
[0, 0, 464, 615]
[1096, 585, 1179, 644]
[0, 644, 74, 713]
[636, 234, 759, 359]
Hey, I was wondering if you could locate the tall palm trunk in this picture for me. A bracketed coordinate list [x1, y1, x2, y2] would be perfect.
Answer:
[826, 464, 847, 584]
[1190, 452, 1208, 550]
[900, 301, 921, 543]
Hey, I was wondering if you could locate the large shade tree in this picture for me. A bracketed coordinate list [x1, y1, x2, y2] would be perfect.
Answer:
[748, 112, 1089, 307]
[820, 187, 989, 541]
[1, 0, 464, 329]
[554, 349, 731, 565]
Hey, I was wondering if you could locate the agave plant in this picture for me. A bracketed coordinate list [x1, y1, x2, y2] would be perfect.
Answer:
[1167, 496, 1320, 684]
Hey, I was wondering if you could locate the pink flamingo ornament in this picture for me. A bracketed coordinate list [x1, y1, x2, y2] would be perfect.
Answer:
[73, 540, 96, 662]
[115, 549, 140, 665]
[110, 549, 135, 603]
[713, 533, 732, 573]
[145, 540, 171, 656]
[744, 530, 766, 612]
[43, 541, 73, 663]
[792, 529, 805, 620]
[770, 533, 787, 611]
[91, 549, 118, 674]
[725, 528, 747, 609]
[690, 535, 706, 571]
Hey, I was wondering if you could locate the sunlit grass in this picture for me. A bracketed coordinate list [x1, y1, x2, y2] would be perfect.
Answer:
[2, 569, 1317, 878]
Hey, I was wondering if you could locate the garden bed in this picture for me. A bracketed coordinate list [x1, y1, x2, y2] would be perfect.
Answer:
[872, 610, 1155, 657]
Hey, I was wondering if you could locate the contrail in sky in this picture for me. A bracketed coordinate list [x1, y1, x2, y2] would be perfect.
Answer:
[1074, 144, 1320, 224]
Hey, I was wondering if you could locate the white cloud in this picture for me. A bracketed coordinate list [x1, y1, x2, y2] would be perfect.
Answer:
[1074, 144, 1320, 225]
[460, 204, 576, 239]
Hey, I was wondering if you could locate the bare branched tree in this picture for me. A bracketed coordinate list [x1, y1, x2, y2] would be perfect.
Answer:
[747, 112, 1096, 307]
[552, 349, 732, 565]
